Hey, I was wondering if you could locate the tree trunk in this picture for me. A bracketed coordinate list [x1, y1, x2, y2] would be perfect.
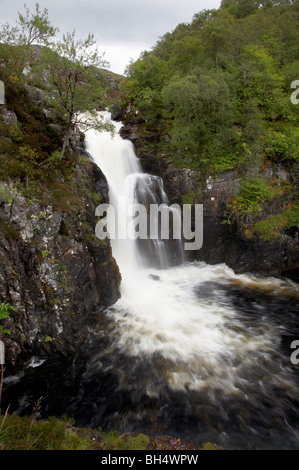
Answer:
[60, 116, 73, 160]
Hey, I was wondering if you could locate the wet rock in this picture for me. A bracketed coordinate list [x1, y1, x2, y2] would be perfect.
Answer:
[149, 274, 160, 281]
[112, 105, 124, 121]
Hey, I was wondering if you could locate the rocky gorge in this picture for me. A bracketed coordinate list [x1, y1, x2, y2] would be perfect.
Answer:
[1, 1, 299, 451]
[0, 70, 298, 448]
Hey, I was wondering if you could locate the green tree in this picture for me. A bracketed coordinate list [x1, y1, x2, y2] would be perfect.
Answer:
[124, 0, 299, 175]
[124, 52, 168, 120]
[36, 31, 113, 157]
[162, 71, 238, 171]
[0, 3, 58, 84]
[239, 45, 285, 119]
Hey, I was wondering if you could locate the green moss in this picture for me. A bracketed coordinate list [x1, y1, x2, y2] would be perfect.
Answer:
[201, 442, 220, 450]
[98, 430, 150, 450]
[227, 176, 294, 225]
[49, 181, 83, 214]
[0, 413, 151, 451]
[0, 412, 223, 450]
[8, 122, 24, 143]
[182, 189, 196, 205]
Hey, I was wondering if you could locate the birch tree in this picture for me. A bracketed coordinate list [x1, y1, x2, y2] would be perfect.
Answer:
[38, 31, 113, 158]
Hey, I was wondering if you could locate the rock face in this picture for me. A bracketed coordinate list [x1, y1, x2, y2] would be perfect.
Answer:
[119, 118, 299, 283]
[0, 147, 121, 374]
[195, 170, 299, 282]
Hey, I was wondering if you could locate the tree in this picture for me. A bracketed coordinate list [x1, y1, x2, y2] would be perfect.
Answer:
[37, 31, 113, 158]
[0, 3, 58, 84]
[162, 71, 238, 171]
[239, 45, 285, 119]
[0, 3, 57, 47]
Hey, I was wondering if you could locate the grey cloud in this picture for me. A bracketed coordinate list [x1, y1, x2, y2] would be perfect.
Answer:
[0, 0, 221, 73]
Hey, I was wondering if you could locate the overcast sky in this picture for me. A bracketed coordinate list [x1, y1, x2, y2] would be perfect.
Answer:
[0, 0, 222, 75]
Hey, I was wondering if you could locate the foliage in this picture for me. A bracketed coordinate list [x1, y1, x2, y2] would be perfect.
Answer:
[226, 171, 295, 225]
[252, 203, 299, 240]
[34, 31, 113, 157]
[0, 3, 57, 47]
[0, 303, 17, 336]
[228, 176, 273, 223]
[0, 413, 95, 450]
[0, 411, 221, 450]
[263, 128, 299, 162]
[0, 3, 58, 85]
[1, 4, 113, 159]
[98, 430, 150, 450]
[123, 1, 299, 175]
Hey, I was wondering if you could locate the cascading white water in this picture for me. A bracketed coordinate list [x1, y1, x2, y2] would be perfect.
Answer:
[85, 112, 184, 298]
[83, 112, 299, 448]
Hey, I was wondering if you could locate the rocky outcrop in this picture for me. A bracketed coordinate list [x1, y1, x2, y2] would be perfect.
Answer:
[195, 169, 299, 282]
[0, 135, 121, 375]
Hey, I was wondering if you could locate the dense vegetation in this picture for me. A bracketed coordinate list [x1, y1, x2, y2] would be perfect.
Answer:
[0, 3, 115, 163]
[123, 0, 299, 173]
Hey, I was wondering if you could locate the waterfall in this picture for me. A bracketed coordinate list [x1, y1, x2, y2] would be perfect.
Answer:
[81, 112, 299, 449]
[85, 112, 184, 298]
[2, 113, 299, 450]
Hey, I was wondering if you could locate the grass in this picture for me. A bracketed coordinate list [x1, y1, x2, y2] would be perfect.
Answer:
[0, 411, 222, 451]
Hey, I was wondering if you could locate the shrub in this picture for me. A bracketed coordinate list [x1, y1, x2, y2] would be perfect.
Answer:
[252, 203, 299, 241]
[0, 302, 17, 336]
[263, 128, 298, 163]
[228, 176, 270, 223]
